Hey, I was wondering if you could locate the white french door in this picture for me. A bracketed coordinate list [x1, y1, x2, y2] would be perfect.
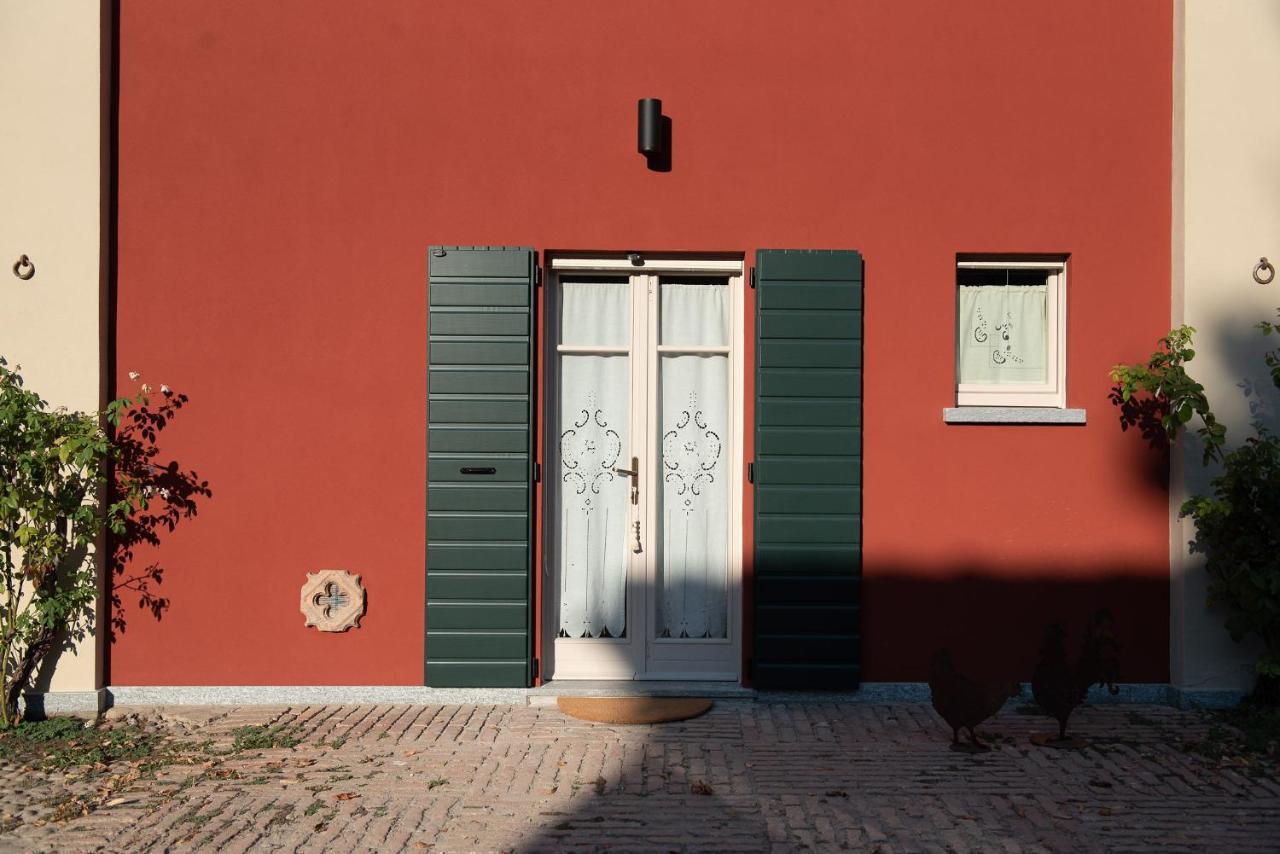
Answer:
[547, 256, 744, 681]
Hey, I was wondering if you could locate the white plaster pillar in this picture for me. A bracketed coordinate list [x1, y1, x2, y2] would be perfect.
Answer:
[1171, 0, 1280, 700]
[0, 0, 108, 710]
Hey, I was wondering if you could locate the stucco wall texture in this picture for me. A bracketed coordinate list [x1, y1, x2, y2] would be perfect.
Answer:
[112, 1, 1173, 686]
[0, 0, 103, 694]
[1171, 0, 1280, 693]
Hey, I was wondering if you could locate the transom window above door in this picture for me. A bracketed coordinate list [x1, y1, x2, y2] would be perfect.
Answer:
[546, 255, 745, 681]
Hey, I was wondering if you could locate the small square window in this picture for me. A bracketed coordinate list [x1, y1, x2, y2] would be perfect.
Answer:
[955, 257, 1066, 408]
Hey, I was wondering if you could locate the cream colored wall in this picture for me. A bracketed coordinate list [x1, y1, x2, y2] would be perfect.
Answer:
[1173, 0, 1280, 693]
[0, 0, 104, 694]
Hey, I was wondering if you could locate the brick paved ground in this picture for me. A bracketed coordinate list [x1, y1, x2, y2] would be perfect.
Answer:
[1, 701, 1277, 852]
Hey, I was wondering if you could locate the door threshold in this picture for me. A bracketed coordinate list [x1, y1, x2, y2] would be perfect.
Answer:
[530, 680, 755, 703]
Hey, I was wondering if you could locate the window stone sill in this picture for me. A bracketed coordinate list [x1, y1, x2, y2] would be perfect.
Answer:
[943, 407, 1086, 425]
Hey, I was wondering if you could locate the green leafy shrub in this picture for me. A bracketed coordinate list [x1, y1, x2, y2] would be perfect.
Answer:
[1110, 323, 1280, 697]
[1181, 431, 1280, 680]
[0, 359, 110, 726]
[1108, 325, 1225, 464]
[0, 359, 207, 725]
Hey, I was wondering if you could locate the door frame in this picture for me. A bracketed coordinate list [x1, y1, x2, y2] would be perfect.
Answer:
[541, 252, 746, 681]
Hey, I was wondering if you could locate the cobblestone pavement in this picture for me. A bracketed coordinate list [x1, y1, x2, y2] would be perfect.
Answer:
[1, 701, 1278, 852]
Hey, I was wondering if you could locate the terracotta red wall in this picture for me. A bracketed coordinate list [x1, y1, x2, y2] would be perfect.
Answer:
[113, 0, 1172, 685]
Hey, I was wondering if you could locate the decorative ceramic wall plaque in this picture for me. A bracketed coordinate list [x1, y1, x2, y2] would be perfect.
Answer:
[300, 570, 366, 632]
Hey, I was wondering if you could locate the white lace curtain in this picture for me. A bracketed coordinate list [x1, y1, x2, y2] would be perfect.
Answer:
[558, 281, 629, 638]
[658, 284, 729, 639]
[957, 284, 1047, 384]
[556, 280, 730, 641]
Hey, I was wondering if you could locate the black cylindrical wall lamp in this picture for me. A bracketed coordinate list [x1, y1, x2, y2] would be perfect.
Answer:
[638, 98, 663, 155]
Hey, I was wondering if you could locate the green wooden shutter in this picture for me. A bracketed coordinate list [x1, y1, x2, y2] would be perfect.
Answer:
[753, 249, 863, 690]
[426, 246, 536, 687]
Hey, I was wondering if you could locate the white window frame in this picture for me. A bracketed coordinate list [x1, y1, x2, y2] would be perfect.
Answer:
[955, 259, 1067, 408]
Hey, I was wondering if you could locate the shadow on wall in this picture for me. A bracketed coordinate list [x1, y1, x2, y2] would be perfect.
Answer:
[1214, 308, 1280, 441]
[543, 560, 1167, 692]
[30, 389, 212, 694]
[859, 569, 1167, 684]
[106, 390, 212, 636]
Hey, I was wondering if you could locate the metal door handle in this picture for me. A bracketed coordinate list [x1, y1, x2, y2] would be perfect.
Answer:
[614, 456, 639, 505]
[615, 457, 642, 550]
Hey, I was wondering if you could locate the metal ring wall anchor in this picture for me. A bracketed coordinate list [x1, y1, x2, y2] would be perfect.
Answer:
[1255, 257, 1275, 285]
[12, 255, 34, 281]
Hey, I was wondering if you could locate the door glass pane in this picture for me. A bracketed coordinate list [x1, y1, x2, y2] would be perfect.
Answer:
[561, 278, 630, 346]
[657, 354, 729, 639]
[558, 354, 630, 638]
[957, 268, 1049, 384]
[660, 278, 729, 346]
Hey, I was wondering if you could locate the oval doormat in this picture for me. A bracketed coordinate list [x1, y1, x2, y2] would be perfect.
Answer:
[556, 696, 712, 725]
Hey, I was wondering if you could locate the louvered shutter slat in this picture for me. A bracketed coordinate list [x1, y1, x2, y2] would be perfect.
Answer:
[426, 246, 536, 687]
[753, 249, 863, 690]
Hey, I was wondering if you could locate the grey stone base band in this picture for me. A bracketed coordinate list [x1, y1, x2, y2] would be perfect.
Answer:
[92, 682, 1246, 709]
[107, 685, 531, 707]
[21, 689, 108, 717]
[759, 683, 1195, 705]
[1166, 685, 1248, 710]
[757, 683, 1246, 708]
[527, 680, 754, 701]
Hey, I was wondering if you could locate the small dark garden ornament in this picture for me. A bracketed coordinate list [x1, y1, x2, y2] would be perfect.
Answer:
[1031, 609, 1121, 749]
[928, 648, 1021, 752]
